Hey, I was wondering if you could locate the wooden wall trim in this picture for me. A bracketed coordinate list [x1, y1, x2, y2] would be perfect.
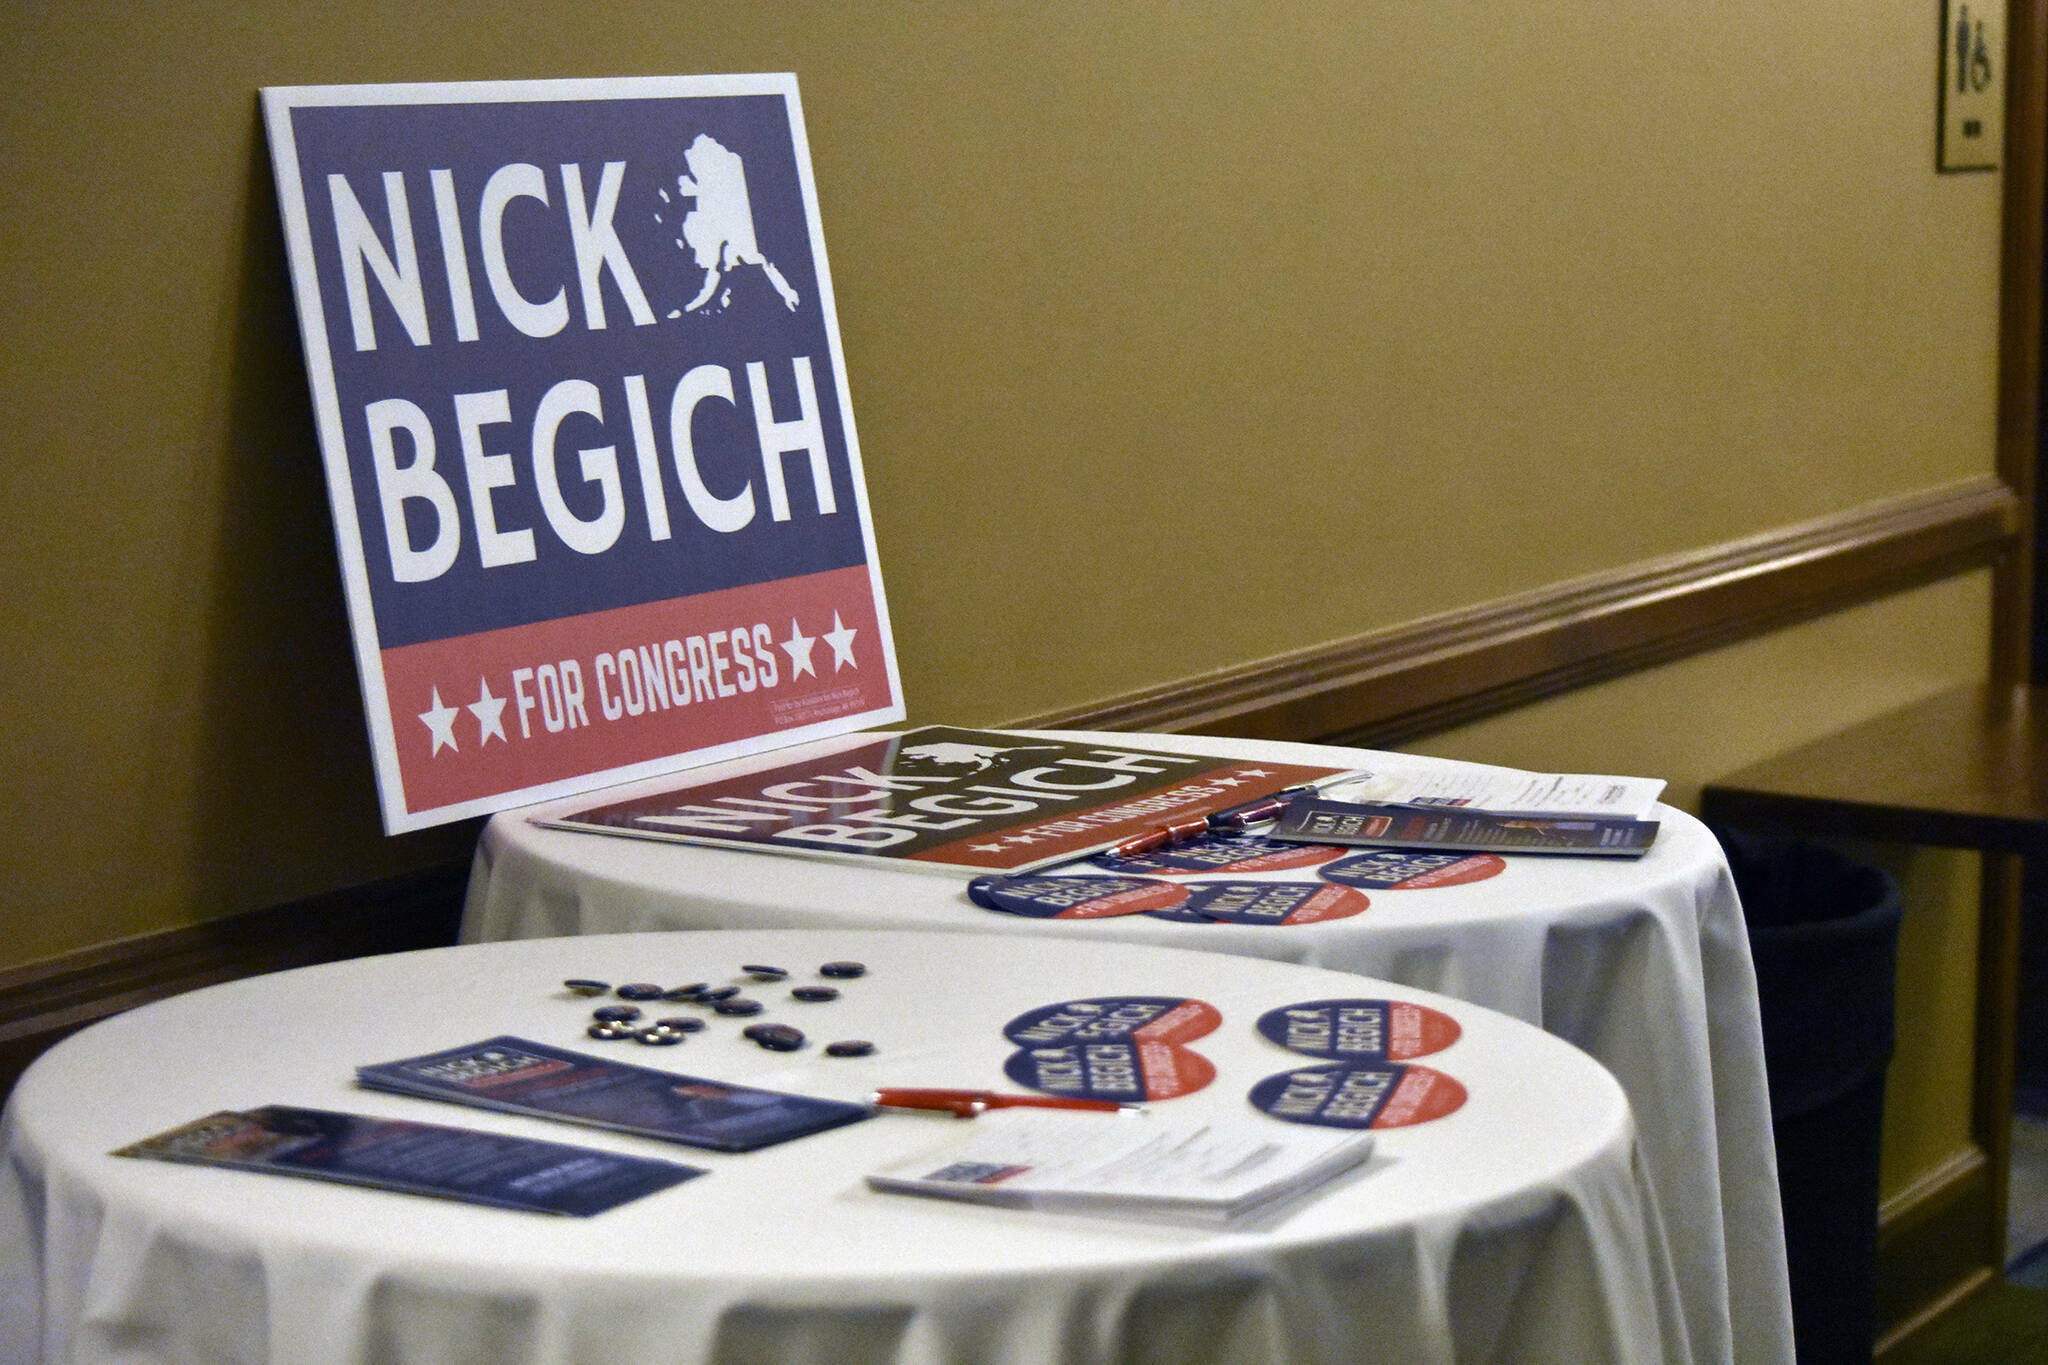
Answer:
[1875, 1142, 1999, 1358]
[0, 859, 471, 1102]
[1014, 477, 2022, 748]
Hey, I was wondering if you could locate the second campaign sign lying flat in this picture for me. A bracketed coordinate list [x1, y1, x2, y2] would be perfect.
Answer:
[262, 74, 902, 831]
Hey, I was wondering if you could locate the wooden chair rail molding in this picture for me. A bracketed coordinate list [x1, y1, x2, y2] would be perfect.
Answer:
[1017, 476, 2020, 748]
[0, 475, 2021, 1103]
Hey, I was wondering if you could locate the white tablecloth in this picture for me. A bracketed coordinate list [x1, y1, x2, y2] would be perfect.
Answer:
[4, 930, 1685, 1365]
[462, 732, 1793, 1365]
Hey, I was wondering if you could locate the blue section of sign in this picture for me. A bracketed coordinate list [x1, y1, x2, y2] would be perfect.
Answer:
[286, 93, 870, 648]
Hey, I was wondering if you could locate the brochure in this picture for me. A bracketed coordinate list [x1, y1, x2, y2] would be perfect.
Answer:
[865, 1109, 1375, 1225]
[356, 1037, 871, 1152]
[1318, 765, 1665, 820]
[113, 1105, 701, 1215]
[537, 726, 1360, 875]
[1271, 799, 1658, 857]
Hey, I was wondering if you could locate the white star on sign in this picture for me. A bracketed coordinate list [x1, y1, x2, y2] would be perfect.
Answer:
[469, 677, 507, 745]
[419, 687, 460, 755]
[781, 618, 818, 679]
[823, 612, 859, 672]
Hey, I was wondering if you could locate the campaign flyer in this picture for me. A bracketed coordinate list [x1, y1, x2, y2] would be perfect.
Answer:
[539, 726, 1356, 874]
[1273, 799, 1658, 857]
[263, 75, 903, 831]
[114, 1105, 701, 1214]
[356, 1036, 870, 1151]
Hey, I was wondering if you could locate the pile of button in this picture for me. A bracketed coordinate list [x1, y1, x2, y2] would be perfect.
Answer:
[562, 962, 873, 1055]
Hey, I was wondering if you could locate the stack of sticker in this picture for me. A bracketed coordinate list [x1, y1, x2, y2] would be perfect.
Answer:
[1247, 998, 1468, 1129]
[993, 992, 1471, 1130]
[998, 996, 1224, 1103]
[966, 827, 1506, 928]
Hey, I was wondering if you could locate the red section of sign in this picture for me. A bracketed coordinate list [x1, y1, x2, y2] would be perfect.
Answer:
[1387, 1003, 1463, 1060]
[381, 565, 890, 812]
[1372, 1065, 1468, 1128]
[1135, 1041, 1216, 1099]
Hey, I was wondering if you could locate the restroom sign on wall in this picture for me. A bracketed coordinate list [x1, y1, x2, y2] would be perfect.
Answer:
[262, 74, 903, 832]
[1939, 0, 2003, 172]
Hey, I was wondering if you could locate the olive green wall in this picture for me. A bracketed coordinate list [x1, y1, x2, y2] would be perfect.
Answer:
[0, 3, 2003, 971]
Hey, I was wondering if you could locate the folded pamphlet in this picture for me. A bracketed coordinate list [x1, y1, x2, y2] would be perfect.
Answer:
[357, 1037, 871, 1152]
[1270, 799, 1658, 857]
[1317, 765, 1665, 821]
[114, 1104, 702, 1214]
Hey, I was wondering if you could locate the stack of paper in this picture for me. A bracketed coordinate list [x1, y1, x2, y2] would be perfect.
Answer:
[867, 1110, 1374, 1225]
[1271, 764, 1665, 858]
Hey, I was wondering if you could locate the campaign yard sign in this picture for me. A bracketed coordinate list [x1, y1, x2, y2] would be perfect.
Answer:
[262, 75, 903, 831]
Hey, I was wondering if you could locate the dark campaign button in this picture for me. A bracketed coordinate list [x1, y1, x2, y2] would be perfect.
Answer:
[616, 983, 666, 1001]
[592, 1005, 644, 1023]
[664, 983, 711, 1002]
[713, 997, 765, 1016]
[791, 985, 840, 1002]
[562, 979, 611, 996]
[653, 1016, 707, 1033]
[819, 961, 866, 978]
[825, 1040, 875, 1057]
[697, 985, 740, 1002]
[586, 1021, 635, 1040]
[634, 1026, 686, 1046]
[743, 964, 789, 981]
[743, 1023, 806, 1051]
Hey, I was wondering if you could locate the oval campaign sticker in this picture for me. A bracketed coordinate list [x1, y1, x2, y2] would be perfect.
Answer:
[1093, 830, 1347, 876]
[967, 874, 1189, 919]
[1319, 851, 1505, 890]
[1002, 1037, 1217, 1101]
[1255, 999, 1463, 1061]
[1001, 996, 1223, 1048]
[1147, 881, 1370, 927]
[1248, 1062, 1468, 1129]
[998, 995, 1224, 1101]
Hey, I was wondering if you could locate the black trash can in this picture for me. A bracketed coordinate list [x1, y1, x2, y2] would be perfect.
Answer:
[1716, 826, 1904, 1365]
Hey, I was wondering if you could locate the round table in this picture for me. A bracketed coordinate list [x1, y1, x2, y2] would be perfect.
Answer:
[4, 930, 1684, 1365]
[461, 732, 1792, 1365]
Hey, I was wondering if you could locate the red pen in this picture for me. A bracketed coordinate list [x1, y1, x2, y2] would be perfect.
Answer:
[869, 1088, 1140, 1118]
[1104, 814, 1211, 859]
